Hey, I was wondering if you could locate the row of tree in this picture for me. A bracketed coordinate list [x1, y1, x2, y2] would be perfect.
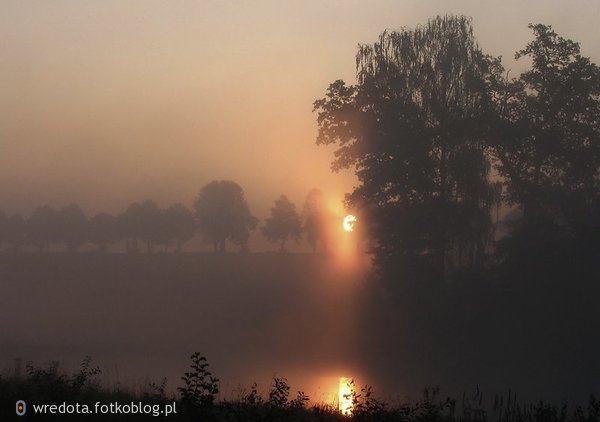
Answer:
[0, 183, 332, 254]
[313, 16, 599, 282]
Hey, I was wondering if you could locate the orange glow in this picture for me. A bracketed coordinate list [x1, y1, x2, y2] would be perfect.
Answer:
[338, 377, 354, 415]
[342, 214, 357, 232]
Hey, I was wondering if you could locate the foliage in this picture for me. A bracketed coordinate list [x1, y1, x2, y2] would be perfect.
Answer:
[27, 204, 60, 252]
[178, 352, 220, 411]
[0, 357, 173, 421]
[0, 200, 199, 254]
[314, 15, 599, 284]
[57, 204, 88, 252]
[268, 376, 291, 408]
[118, 202, 141, 253]
[314, 15, 502, 281]
[71, 355, 102, 393]
[242, 382, 264, 406]
[492, 23, 600, 266]
[163, 203, 195, 252]
[3, 213, 25, 251]
[411, 387, 456, 422]
[262, 195, 303, 252]
[352, 384, 387, 418]
[1, 355, 599, 421]
[88, 212, 119, 252]
[119, 200, 164, 253]
[290, 390, 310, 409]
[194, 180, 258, 253]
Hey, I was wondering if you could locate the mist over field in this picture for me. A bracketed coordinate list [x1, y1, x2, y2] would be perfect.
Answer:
[1, 254, 372, 401]
[2, 252, 598, 406]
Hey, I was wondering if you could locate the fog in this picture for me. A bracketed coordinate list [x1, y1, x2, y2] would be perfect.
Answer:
[3, 251, 597, 405]
[1, 253, 373, 403]
[1, 1, 599, 219]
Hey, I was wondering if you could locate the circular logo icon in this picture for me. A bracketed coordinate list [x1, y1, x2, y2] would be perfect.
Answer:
[16, 400, 26, 416]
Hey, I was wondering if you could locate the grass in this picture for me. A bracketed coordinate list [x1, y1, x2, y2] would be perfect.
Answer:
[1, 354, 598, 421]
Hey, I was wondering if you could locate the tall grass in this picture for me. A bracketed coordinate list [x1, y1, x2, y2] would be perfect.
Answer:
[1, 354, 598, 421]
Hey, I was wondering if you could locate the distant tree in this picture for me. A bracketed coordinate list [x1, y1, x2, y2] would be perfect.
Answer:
[302, 189, 331, 254]
[119, 203, 140, 253]
[194, 181, 257, 253]
[120, 200, 163, 254]
[88, 213, 118, 252]
[163, 203, 195, 253]
[493, 24, 600, 261]
[57, 204, 87, 252]
[27, 205, 60, 253]
[118, 206, 138, 254]
[138, 201, 167, 253]
[313, 15, 501, 279]
[261, 195, 302, 252]
[4, 214, 25, 252]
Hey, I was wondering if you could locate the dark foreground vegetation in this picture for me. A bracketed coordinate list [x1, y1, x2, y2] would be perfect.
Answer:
[1, 354, 599, 422]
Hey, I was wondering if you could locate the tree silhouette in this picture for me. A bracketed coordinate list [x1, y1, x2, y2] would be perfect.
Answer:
[119, 203, 141, 254]
[88, 213, 118, 252]
[118, 201, 163, 254]
[302, 189, 331, 254]
[194, 181, 257, 253]
[163, 203, 195, 253]
[493, 24, 600, 263]
[139, 200, 167, 253]
[4, 214, 25, 252]
[57, 204, 87, 252]
[314, 15, 501, 280]
[261, 195, 302, 252]
[27, 205, 60, 253]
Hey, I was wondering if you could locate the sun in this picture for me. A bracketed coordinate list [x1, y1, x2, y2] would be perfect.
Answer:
[343, 215, 357, 232]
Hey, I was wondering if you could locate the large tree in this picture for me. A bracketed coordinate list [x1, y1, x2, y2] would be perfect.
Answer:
[27, 205, 60, 253]
[163, 203, 195, 253]
[119, 202, 140, 253]
[88, 212, 118, 252]
[314, 15, 501, 280]
[194, 181, 257, 253]
[4, 214, 25, 252]
[119, 200, 164, 253]
[493, 24, 600, 261]
[262, 195, 302, 252]
[57, 204, 87, 252]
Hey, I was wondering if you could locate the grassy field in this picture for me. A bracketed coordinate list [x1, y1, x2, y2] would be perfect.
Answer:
[1, 353, 599, 421]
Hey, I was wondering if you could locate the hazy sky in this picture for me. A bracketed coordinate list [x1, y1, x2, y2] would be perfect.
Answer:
[1, 0, 599, 218]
